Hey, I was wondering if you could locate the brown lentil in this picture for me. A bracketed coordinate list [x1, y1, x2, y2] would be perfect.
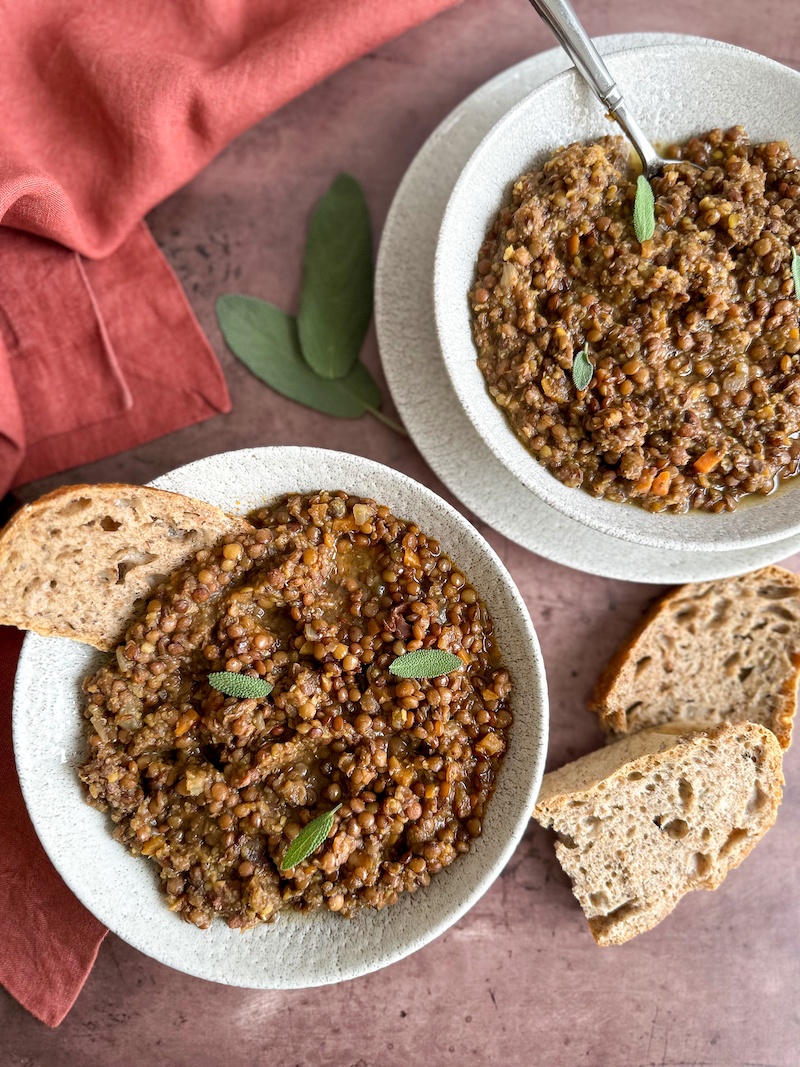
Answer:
[470, 128, 800, 512]
[80, 491, 511, 931]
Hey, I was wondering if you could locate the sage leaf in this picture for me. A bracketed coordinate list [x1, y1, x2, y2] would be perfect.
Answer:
[633, 175, 656, 243]
[208, 672, 273, 699]
[298, 174, 372, 380]
[792, 248, 800, 301]
[216, 294, 381, 418]
[571, 342, 593, 392]
[280, 805, 341, 870]
[389, 649, 463, 679]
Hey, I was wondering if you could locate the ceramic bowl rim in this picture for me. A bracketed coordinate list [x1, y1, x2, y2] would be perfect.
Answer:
[12, 446, 549, 987]
[434, 39, 800, 553]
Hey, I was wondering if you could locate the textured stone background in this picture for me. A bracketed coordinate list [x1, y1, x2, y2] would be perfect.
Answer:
[3, 0, 799, 1063]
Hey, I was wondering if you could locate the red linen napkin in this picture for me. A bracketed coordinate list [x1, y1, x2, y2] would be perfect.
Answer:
[0, 223, 232, 493]
[0, 0, 462, 496]
[0, 627, 106, 1028]
[0, 0, 462, 1026]
[0, 0, 461, 259]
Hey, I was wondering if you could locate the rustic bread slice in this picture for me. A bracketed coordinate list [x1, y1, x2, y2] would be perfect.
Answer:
[0, 484, 252, 651]
[533, 721, 783, 946]
[589, 566, 800, 749]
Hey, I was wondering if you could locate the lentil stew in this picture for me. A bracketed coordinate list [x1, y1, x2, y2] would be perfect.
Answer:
[80, 491, 512, 930]
[470, 127, 800, 513]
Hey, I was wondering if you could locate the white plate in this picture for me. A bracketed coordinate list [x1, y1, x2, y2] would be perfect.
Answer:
[13, 447, 547, 988]
[375, 34, 800, 582]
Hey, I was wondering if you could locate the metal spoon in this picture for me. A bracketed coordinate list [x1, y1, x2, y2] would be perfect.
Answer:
[527, 0, 697, 178]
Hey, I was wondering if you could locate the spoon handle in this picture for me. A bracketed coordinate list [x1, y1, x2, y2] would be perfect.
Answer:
[527, 0, 660, 175]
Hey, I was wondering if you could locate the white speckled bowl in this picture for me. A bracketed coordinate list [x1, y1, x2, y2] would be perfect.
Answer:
[12, 447, 547, 988]
[435, 40, 800, 553]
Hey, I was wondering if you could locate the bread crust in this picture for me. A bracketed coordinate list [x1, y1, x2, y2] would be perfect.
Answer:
[588, 566, 800, 748]
[0, 483, 252, 650]
[534, 722, 784, 945]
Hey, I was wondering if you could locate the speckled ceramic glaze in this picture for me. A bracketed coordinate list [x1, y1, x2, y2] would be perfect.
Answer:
[433, 41, 800, 553]
[376, 34, 800, 583]
[12, 447, 547, 988]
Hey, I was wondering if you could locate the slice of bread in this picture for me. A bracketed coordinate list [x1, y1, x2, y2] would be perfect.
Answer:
[589, 566, 800, 749]
[0, 484, 252, 651]
[533, 721, 783, 945]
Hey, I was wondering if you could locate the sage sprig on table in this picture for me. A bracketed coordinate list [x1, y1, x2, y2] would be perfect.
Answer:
[208, 672, 273, 699]
[389, 649, 463, 679]
[216, 174, 405, 434]
[633, 174, 656, 243]
[298, 174, 373, 380]
[280, 805, 341, 869]
[215, 297, 382, 419]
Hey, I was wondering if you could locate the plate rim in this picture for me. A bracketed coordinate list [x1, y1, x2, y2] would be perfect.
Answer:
[433, 40, 800, 553]
[375, 33, 800, 582]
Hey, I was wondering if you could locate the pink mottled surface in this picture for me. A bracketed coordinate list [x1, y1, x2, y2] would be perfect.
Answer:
[3, 1, 800, 1063]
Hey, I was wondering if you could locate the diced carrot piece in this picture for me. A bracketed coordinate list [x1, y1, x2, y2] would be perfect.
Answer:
[174, 709, 199, 737]
[650, 470, 671, 496]
[634, 469, 656, 494]
[693, 447, 724, 474]
[403, 548, 421, 568]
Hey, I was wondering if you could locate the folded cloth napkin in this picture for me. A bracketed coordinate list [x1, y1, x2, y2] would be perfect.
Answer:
[0, 627, 107, 1028]
[0, 0, 462, 1026]
[0, 0, 460, 258]
[0, 223, 232, 493]
[0, 0, 462, 497]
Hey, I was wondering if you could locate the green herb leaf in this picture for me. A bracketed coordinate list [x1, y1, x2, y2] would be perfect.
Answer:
[216, 294, 382, 419]
[208, 672, 273, 699]
[389, 649, 464, 679]
[792, 248, 800, 301]
[571, 342, 593, 392]
[298, 174, 372, 380]
[280, 805, 341, 870]
[633, 174, 656, 243]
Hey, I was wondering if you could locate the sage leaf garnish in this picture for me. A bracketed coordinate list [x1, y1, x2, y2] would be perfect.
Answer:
[280, 805, 341, 870]
[216, 295, 383, 419]
[792, 248, 800, 301]
[389, 649, 463, 679]
[298, 174, 372, 380]
[633, 174, 656, 243]
[208, 671, 273, 699]
[571, 342, 593, 392]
